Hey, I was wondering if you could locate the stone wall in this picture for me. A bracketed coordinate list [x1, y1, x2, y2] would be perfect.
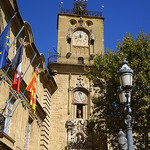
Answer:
[0, 1, 57, 150]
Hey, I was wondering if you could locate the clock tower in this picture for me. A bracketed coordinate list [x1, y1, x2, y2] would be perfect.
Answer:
[48, 0, 106, 149]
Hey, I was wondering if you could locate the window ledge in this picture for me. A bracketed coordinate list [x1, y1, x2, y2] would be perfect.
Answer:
[0, 132, 15, 150]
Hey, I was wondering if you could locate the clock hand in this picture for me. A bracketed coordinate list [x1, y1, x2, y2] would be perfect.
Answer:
[78, 94, 81, 101]
[78, 92, 82, 101]
[79, 33, 82, 38]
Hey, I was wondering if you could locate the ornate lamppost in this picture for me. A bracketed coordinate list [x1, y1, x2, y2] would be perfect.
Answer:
[118, 59, 134, 150]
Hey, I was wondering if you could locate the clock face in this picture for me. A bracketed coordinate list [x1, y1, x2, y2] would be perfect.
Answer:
[73, 91, 87, 103]
[73, 31, 88, 46]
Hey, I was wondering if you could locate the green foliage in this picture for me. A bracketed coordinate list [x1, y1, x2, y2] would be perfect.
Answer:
[87, 31, 150, 149]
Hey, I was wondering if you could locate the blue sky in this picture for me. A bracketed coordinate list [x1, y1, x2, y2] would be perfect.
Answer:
[17, 0, 150, 65]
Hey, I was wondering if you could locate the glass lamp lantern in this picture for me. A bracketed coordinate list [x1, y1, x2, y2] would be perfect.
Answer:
[119, 59, 133, 88]
[118, 86, 131, 103]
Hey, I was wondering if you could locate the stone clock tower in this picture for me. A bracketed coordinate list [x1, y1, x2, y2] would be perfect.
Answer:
[48, 0, 105, 149]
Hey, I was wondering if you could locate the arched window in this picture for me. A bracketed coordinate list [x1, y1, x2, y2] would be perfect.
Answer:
[78, 57, 84, 64]
[72, 90, 88, 119]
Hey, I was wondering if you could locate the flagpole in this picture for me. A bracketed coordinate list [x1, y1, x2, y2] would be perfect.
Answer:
[2, 53, 37, 114]
[2, 63, 40, 133]
[3, 89, 26, 133]
[0, 12, 17, 36]
[12, 12, 17, 19]
[36, 63, 40, 70]
[9, 25, 24, 49]
[0, 36, 26, 86]
[0, 66, 10, 85]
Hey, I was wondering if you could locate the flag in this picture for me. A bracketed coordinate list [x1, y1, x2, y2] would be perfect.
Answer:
[10, 41, 23, 93]
[26, 69, 37, 114]
[0, 13, 16, 69]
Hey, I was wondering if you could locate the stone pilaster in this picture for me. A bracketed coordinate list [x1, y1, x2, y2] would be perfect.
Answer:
[40, 88, 51, 150]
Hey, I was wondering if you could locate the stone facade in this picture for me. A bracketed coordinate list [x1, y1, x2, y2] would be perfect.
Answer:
[56, 14, 104, 65]
[0, 0, 57, 150]
[0, 0, 108, 150]
[48, 1, 107, 149]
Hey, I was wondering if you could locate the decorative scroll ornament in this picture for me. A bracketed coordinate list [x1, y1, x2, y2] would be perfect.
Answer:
[78, 17, 84, 26]
[76, 75, 85, 87]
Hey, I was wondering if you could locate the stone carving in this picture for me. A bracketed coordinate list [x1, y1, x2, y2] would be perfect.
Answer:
[78, 17, 83, 26]
[72, 91, 88, 104]
[21, 100, 28, 110]
[68, 87, 74, 92]
[65, 119, 93, 150]
[76, 75, 85, 87]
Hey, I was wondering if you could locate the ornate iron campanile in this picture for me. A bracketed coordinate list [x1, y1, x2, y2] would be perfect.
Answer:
[73, 0, 88, 15]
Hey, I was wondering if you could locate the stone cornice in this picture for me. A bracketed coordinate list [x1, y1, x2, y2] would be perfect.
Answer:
[0, 132, 15, 150]
[48, 62, 96, 75]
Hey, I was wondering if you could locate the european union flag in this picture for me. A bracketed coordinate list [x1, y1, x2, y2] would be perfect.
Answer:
[0, 13, 16, 69]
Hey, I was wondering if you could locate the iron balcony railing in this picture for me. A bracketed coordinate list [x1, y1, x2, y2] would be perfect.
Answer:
[60, 8, 102, 17]
[48, 55, 57, 64]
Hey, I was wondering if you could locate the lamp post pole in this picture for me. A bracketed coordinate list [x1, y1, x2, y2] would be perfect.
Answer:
[124, 93, 134, 150]
[118, 59, 134, 150]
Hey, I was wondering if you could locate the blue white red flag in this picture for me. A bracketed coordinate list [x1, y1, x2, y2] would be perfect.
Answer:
[10, 40, 24, 93]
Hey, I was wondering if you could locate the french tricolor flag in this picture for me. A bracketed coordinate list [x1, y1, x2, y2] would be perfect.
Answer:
[10, 40, 24, 93]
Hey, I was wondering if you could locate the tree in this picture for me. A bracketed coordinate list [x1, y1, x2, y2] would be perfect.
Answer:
[86, 31, 150, 149]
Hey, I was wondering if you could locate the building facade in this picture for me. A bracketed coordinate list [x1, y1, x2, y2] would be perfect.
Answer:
[0, 0, 57, 150]
[48, 1, 106, 149]
[0, 0, 108, 150]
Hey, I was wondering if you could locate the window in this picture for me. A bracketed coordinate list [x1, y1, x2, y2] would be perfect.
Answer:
[86, 20, 93, 27]
[70, 19, 77, 25]
[25, 119, 32, 150]
[77, 105, 83, 118]
[4, 99, 14, 135]
[78, 57, 84, 64]
[72, 90, 88, 119]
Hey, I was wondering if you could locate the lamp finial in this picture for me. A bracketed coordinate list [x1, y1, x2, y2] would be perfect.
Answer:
[122, 58, 128, 65]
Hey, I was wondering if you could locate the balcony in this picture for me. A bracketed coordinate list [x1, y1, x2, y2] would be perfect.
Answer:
[60, 8, 102, 17]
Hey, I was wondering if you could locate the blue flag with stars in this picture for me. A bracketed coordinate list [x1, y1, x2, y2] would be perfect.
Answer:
[0, 13, 16, 69]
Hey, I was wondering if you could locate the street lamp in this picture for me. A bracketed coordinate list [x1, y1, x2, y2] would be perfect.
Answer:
[118, 58, 134, 150]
